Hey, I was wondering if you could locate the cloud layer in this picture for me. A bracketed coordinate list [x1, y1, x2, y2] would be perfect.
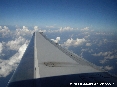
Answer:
[0, 25, 117, 77]
[0, 43, 27, 77]
[101, 65, 113, 71]
[0, 25, 44, 77]
[48, 26, 78, 33]
[86, 43, 92, 46]
[92, 51, 117, 64]
[0, 43, 2, 53]
[51, 37, 60, 43]
[6, 36, 28, 51]
[62, 38, 86, 47]
[0, 26, 11, 37]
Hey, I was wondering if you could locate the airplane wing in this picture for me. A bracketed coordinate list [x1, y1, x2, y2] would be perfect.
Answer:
[7, 32, 117, 87]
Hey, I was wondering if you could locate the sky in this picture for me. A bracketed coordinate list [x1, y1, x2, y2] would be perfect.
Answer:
[0, 0, 117, 86]
[0, 0, 117, 30]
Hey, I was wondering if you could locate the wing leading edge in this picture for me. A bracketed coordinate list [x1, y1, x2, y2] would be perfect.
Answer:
[7, 32, 117, 87]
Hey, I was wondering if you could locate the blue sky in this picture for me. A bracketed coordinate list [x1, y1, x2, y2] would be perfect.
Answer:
[0, 0, 117, 30]
[0, 1, 117, 87]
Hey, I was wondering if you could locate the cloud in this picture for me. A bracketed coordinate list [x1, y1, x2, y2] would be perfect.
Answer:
[34, 26, 46, 33]
[103, 39, 108, 43]
[103, 65, 113, 71]
[15, 26, 46, 38]
[0, 25, 43, 77]
[92, 51, 117, 64]
[81, 48, 93, 53]
[81, 48, 88, 52]
[0, 26, 11, 37]
[48, 26, 77, 33]
[0, 43, 3, 53]
[0, 43, 28, 77]
[46, 26, 55, 28]
[59, 27, 73, 32]
[92, 51, 112, 57]
[100, 59, 108, 64]
[1, 25, 43, 51]
[95, 32, 114, 36]
[34, 26, 41, 32]
[15, 26, 32, 37]
[88, 49, 94, 53]
[39, 30, 46, 33]
[62, 38, 86, 47]
[86, 43, 92, 46]
[81, 27, 89, 31]
[47, 26, 82, 33]
[84, 35, 90, 39]
[34, 26, 39, 31]
[6, 36, 29, 51]
[51, 37, 60, 43]
[100, 54, 117, 64]
[0, 26, 2, 29]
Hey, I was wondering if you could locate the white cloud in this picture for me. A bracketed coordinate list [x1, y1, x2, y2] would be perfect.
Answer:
[0, 43, 3, 53]
[46, 26, 55, 28]
[59, 27, 73, 32]
[51, 37, 60, 43]
[34, 26, 46, 33]
[92, 51, 112, 57]
[47, 26, 82, 33]
[14, 26, 46, 39]
[0, 26, 2, 29]
[81, 27, 89, 31]
[84, 35, 90, 39]
[100, 54, 117, 64]
[100, 59, 108, 64]
[103, 65, 113, 71]
[92, 51, 117, 64]
[86, 43, 92, 46]
[0, 26, 11, 37]
[39, 30, 46, 33]
[56, 37, 60, 41]
[6, 36, 29, 51]
[0, 25, 40, 77]
[34, 26, 39, 31]
[81, 48, 93, 53]
[103, 39, 108, 43]
[81, 48, 88, 52]
[95, 32, 114, 36]
[0, 43, 28, 77]
[23, 26, 28, 29]
[15, 26, 32, 37]
[62, 38, 86, 47]
[48, 26, 76, 33]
